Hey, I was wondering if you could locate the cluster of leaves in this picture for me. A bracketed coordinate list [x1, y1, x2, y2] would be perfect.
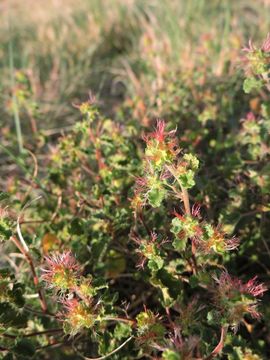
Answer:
[0, 36, 269, 359]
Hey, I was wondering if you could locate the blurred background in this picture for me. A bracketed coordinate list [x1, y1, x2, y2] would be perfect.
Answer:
[1, 0, 270, 138]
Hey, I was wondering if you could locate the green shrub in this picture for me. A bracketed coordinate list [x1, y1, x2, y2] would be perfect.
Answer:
[0, 33, 269, 360]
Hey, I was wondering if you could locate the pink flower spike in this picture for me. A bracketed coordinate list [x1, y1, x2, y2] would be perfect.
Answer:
[261, 33, 270, 52]
[61, 297, 80, 312]
[242, 38, 256, 53]
[242, 276, 267, 297]
[225, 236, 240, 251]
[191, 203, 201, 218]
[150, 232, 158, 243]
[135, 176, 148, 190]
[216, 272, 267, 299]
[246, 112, 256, 121]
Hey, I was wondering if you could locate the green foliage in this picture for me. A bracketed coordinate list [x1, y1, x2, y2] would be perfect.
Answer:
[162, 349, 181, 360]
[0, 15, 270, 360]
[171, 215, 199, 251]
[148, 185, 167, 208]
[0, 218, 12, 242]
[12, 339, 35, 358]
[243, 77, 264, 93]
[136, 309, 165, 341]
[178, 170, 196, 189]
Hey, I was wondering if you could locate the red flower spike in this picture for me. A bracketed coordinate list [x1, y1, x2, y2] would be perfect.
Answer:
[143, 119, 176, 143]
[173, 210, 185, 221]
[214, 272, 267, 331]
[242, 276, 267, 297]
[153, 120, 166, 142]
[61, 297, 81, 313]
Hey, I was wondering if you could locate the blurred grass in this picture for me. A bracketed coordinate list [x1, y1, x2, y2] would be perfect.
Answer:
[1, 0, 270, 137]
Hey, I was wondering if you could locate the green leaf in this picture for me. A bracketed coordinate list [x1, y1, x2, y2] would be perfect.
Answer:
[243, 77, 263, 94]
[171, 217, 183, 235]
[11, 283, 25, 308]
[148, 187, 166, 208]
[69, 218, 84, 235]
[105, 250, 126, 278]
[207, 310, 220, 326]
[148, 256, 164, 272]
[12, 339, 35, 357]
[151, 268, 183, 306]
[189, 275, 199, 288]
[0, 218, 12, 242]
[0, 303, 27, 327]
[114, 322, 132, 340]
[170, 216, 198, 251]
[172, 237, 187, 251]
[0, 192, 10, 201]
[183, 153, 199, 170]
[162, 349, 181, 360]
[136, 310, 165, 339]
[178, 170, 195, 189]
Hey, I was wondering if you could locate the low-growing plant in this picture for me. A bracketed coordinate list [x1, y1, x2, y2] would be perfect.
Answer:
[0, 35, 269, 359]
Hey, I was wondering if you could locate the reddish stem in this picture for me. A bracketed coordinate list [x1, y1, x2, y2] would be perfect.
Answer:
[11, 236, 48, 313]
[89, 128, 105, 170]
[204, 325, 228, 360]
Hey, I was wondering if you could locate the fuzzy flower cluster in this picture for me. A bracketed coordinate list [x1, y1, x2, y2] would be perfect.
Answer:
[133, 232, 167, 271]
[41, 251, 81, 292]
[136, 308, 165, 345]
[214, 272, 267, 331]
[171, 206, 239, 255]
[132, 120, 199, 210]
[143, 119, 179, 169]
[41, 251, 100, 335]
[60, 298, 97, 336]
[243, 33, 270, 54]
[242, 33, 270, 96]
[164, 327, 199, 360]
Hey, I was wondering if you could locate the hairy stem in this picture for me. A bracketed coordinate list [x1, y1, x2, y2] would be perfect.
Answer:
[205, 325, 228, 360]
[81, 336, 133, 360]
[167, 165, 198, 272]
[179, 185, 191, 216]
[11, 236, 48, 312]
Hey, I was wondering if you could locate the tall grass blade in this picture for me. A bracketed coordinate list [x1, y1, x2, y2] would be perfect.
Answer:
[8, 13, 23, 153]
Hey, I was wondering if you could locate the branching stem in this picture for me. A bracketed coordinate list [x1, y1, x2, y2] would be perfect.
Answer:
[80, 336, 133, 360]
